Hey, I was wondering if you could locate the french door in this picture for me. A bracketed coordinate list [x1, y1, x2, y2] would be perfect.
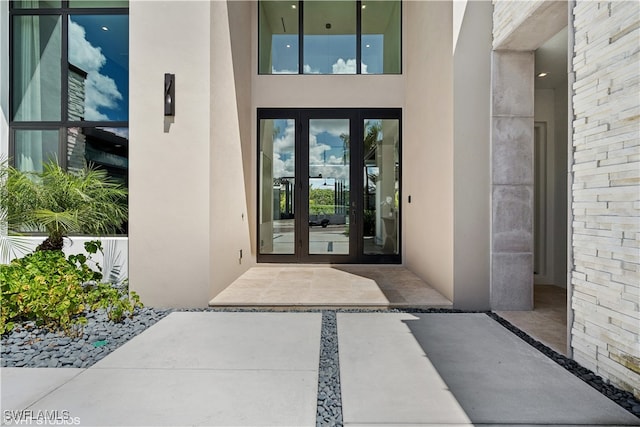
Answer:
[258, 108, 401, 263]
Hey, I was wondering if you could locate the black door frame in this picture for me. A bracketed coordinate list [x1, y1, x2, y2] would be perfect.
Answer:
[257, 108, 401, 264]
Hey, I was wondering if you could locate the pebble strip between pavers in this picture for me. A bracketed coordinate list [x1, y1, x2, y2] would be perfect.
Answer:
[316, 311, 343, 426]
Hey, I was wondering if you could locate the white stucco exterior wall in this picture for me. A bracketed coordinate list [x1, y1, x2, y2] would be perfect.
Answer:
[404, 0, 454, 301]
[210, 0, 253, 298]
[453, 0, 492, 310]
[129, 1, 212, 307]
[534, 85, 568, 288]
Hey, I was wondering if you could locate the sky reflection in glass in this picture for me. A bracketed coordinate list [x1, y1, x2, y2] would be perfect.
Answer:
[68, 15, 128, 121]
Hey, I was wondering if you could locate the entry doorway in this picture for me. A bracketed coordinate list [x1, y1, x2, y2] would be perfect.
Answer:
[258, 108, 401, 263]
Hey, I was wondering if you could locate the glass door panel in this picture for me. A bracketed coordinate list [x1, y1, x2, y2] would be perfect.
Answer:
[308, 119, 350, 255]
[257, 108, 400, 263]
[363, 119, 399, 255]
[259, 118, 296, 255]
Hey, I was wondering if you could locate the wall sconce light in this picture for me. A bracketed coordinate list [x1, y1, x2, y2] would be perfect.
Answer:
[164, 73, 175, 116]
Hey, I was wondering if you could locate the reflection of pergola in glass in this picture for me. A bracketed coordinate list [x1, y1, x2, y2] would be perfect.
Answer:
[274, 177, 294, 218]
[273, 176, 349, 216]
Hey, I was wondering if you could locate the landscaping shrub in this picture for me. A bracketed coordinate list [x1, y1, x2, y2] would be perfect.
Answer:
[0, 241, 141, 335]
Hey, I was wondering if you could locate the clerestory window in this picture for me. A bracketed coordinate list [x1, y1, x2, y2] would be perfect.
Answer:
[9, 1, 129, 190]
[259, 0, 401, 75]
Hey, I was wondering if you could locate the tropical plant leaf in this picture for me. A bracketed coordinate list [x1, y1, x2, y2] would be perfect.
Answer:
[0, 208, 35, 263]
[102, 239, 126, 284]
[2, 161, 128, 249]
[32, 210, 81, 235]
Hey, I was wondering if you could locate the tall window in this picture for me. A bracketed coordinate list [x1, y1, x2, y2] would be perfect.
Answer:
[10, 1, 129, 188]
[259, 0, 401, 75]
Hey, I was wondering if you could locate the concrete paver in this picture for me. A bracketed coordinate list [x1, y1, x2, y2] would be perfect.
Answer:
[24, 368, 316, 426]
[93, 312, 321, 371]
[401, 313, 640, 426]
[0, 368, 83, 411]
[338, 313, 471, 425]
[1, 311, 638, 426]
[2, 312, 321, 426]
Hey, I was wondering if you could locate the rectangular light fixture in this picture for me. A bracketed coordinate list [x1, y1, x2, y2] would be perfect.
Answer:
[164, 73, 175, 116]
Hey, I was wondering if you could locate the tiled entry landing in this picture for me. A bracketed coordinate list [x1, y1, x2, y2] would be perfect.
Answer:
[209, 265, 452, 308]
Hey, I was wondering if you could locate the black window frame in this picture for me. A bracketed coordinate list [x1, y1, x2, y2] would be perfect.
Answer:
[258, 0, 402, 75]
[8, 1, 129, 234]
[257, 107, 402, 264]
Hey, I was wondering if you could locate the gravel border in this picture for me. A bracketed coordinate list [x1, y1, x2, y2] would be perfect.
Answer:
[316, 311, 343, 426]
[1, 307, 171, 368]
[2, 306, 638, 419]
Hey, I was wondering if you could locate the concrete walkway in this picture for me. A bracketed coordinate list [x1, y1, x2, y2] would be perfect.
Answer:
[2, 312, 638, 426]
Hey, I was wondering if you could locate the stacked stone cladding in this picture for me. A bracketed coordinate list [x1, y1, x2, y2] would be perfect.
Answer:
[571, 1, 639, 398]
[492, 0, 545, 48]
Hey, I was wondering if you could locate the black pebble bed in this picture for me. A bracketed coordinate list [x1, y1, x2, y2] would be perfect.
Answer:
[1, 307, 171, 369]
[1, 307, 639, 424]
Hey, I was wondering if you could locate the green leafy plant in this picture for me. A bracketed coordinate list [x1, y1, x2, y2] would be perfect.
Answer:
[2, 161, 128, 251]
[80, 240, 141, 323]
[0, 158, 35, 263]
[85, 281, 141, 323]
[0, 241, 141, 335]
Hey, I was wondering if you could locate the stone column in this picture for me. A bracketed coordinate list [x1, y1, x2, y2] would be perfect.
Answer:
[490, 50, 535, 310]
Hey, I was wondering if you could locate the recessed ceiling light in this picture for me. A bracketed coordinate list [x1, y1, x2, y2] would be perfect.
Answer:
[286, 44, 291, 48]
[101, 26, 109, 31]
[365, 44, 371, 48]
[537, 72, 549, 77]
[291, 4, 296, 9]
[362, 4, 367, 9]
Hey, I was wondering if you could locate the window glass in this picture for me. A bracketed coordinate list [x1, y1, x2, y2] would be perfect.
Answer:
[70, 1, 128, 7]
[363, 119, 399, 255]
[14, 130, 60, 173]
[68, 15, 129, 121]
[67, 127, 128, 186]
[303, 1, 356, 74]
[361, 1, 401, 74]
[308, 119, 350, 254]
[12, 1, 61, 9]
[12, 15, 62, 121]
[259, 119, 296, 254]
[10, 4, 129, 235]
[259, 1, 299, 74]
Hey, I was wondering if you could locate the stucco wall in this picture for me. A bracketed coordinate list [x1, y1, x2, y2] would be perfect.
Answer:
[534, 87, 568, 288]
[404, 0, 454, 301]
[570, 0, 640, 398]
[228, 1, 255, 256]
[129, 1, 212, 307]
[453, 0, 492, 310]
[210, 0, 253, 299]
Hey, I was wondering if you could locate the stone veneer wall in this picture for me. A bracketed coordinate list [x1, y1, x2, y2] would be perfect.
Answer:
[493, 1, 544, 47]
[570, 1, 640, 398]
